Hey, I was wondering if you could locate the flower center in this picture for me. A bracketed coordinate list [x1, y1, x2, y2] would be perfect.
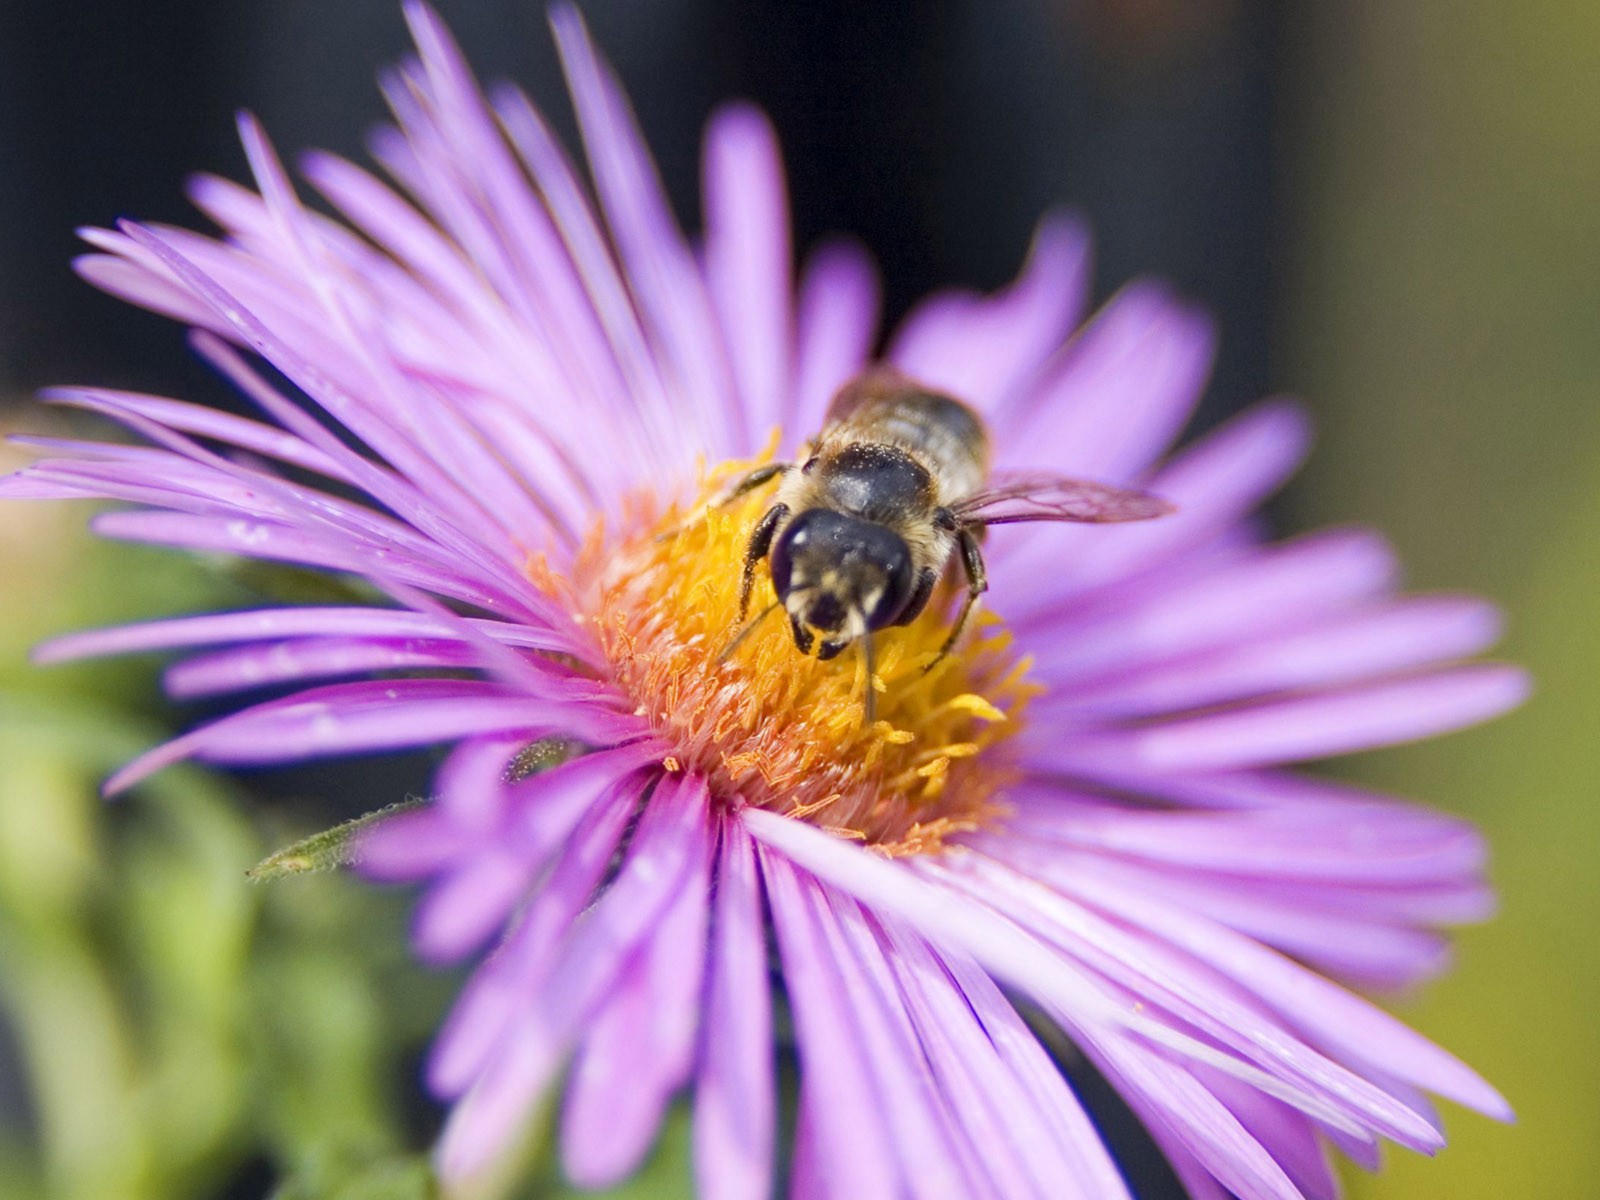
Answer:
[564, 454, 1035, 855]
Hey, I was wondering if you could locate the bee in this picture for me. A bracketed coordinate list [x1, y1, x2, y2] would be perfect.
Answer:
[722, 367, 1174, 716]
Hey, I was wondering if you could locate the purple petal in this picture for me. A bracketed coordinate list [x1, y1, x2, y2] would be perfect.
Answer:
[74, 247, 219, 328]
[108, 220, 535, 585]
[742, 807, 1352, 1132]
[995, 281, 1212, 481]
[704, 103, 793, 446]
[488, 85, 686, 485]
[992, 398, 1312, 606]
[561, 824, 712, 1187]
[758, 851, 902, 1199]
[1086, 1037, 1303, 1200]
[1068, 398, 1311, 588]
[891, 213, 1092, 414]
[994, 803, 1493, 939]
[1038, 856, 1462, 989]
[550, 5, 736, 462]
[743, 808, 1144, 1038]
[815, 889, 983, 1198]
[693, 818, 777, 1200]
[1024, 849, 1512, 1119]
[936, 951, 1138, 1199]
[379, 10, 648, 521]
[433, 772, 711, 1183]
[163, 636, 481, 698]
[350, 806, 477, 879]
[789, 238, 880, 438]
[1047, 595, 1504, 719]
[104, 679, 627, 794]
[1013, 527, 1400, 682]
[45, 387, 351, 481]
[37, 606, 580, 667]
[91, 507, 528, 619]
[1002, 791, 1488, 885]
[878, 923, 1126, 1200]
[1197, 1069, 1342, 1200]
[426, 770, 647, 1096]
[926, 852, 1444, 1150]
[1055, 665, 1530, 774]
[412, 845, 534, 966]
[230, 110, 558, 552]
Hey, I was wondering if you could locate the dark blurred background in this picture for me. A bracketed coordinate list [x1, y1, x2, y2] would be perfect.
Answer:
[1, 2, 1594, 1198]
[0, 0, 1281, 428]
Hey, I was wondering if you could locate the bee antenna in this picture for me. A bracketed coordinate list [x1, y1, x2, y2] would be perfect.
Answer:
[718, 598, 782, 662]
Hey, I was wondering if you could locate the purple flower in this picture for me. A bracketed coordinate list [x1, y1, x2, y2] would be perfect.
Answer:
[6, 4, 1526, 1197]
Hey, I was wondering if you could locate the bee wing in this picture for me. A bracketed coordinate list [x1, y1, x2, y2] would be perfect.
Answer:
[949, 470, 1175, 527]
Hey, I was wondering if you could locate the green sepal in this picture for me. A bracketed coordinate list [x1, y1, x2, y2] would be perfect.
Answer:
[247, 799, 425, 881]
[505, 736, 585, 782]
[248, 737, 586, 881]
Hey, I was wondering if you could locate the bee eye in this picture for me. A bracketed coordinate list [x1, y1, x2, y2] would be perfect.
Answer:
[866, 551, 914, 629]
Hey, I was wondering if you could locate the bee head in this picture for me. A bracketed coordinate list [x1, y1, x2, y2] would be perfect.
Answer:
[770, 509, 915, 651]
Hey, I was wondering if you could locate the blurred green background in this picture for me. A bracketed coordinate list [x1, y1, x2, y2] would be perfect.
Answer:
[1287, 3, 1600, 1197]
[1, 1, 1596, 1197]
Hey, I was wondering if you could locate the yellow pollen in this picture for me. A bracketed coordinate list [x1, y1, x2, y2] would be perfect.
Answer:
[559, 452, 1037, 856]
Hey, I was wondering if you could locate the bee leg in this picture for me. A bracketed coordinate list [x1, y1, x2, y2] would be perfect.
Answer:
[788, 611, 815, 654]
[739, 503, 789, 618]
[657, 462, 791, 543]
[924, 527, 988, 673]
[716, 462, 790, 511]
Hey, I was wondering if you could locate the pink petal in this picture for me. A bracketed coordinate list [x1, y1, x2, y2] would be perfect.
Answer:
[36, 606, 577, 666]
[1086, 1037, 1303, 1200]
[742, 807, 1356, 1133]
[992, 398, 1311, 606]
[927, 852, 1443, 1150]
[937, 951, 1138, 1199]
[1197, 1069, 1342, 1200]
[815, 888, 980, 1198]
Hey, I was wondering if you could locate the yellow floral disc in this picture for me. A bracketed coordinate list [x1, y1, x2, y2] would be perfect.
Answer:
[555, 453, 1036, 856]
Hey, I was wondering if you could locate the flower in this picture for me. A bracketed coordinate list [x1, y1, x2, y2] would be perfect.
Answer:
[5, 3, 1527, 1197]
